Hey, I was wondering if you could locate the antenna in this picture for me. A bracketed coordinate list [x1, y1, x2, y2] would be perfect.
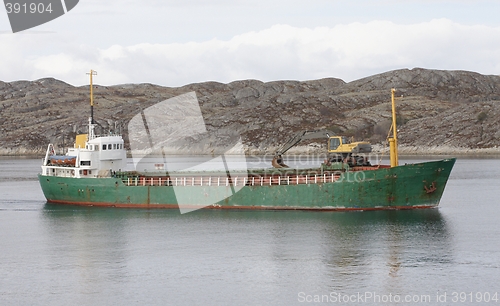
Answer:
[86, 70, 98, 140]
[86, 69, 97, 124]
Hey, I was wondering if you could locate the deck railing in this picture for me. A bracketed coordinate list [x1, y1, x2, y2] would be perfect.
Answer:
[122, 173, 343, 187]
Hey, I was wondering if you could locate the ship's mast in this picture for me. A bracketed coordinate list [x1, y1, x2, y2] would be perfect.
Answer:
[87, 70, 97, 140]
[389, 88, 399, 167]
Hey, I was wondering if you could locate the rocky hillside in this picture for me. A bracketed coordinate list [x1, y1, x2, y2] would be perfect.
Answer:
[1, 68, 500, 155]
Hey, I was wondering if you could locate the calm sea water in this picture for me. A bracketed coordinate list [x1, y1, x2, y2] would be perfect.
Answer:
[0, 157, 499, 305]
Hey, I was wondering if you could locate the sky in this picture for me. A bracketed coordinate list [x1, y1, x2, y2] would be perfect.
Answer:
[1, 0, 500, 86]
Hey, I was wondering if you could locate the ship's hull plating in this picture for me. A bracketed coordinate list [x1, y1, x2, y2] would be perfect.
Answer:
[38, 159, 455, 211]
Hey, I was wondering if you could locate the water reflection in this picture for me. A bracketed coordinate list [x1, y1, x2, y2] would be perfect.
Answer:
[320, 209, 452, 296]
[41, 204, 451, 303]
[41, 204, 134, 301]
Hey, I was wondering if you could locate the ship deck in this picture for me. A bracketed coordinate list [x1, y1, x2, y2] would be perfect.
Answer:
[117, 165, 390, 187]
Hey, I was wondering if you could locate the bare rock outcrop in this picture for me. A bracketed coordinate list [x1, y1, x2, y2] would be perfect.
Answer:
[1, 68, 499, 156]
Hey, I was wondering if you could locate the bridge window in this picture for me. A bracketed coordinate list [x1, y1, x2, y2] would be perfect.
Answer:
[80, 161, 91, 166]
[108, 144, 112, 150]
[102, 144, 107, 150]
[113, 144, 117, 149]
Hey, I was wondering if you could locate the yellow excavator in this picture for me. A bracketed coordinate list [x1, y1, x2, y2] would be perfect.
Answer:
[271, 129, 372, 168]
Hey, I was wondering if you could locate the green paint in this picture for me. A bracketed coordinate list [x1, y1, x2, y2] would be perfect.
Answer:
[38, 159, 456, 210]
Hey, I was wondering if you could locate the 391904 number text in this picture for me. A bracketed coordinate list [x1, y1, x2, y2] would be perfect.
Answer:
[5, 2, 53, 14]
[451, 292, 499, 303]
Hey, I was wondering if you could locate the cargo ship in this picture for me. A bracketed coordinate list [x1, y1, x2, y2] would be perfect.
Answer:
[38, 71, 455, 211]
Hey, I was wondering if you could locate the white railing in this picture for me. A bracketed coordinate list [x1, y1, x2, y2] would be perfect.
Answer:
[123, 173, 342, 187]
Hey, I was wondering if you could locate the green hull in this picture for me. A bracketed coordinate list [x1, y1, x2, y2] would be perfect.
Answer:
[38, 159, 455, 211]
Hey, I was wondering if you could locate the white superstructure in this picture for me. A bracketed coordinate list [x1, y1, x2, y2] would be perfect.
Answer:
[41, 117, 127, 178]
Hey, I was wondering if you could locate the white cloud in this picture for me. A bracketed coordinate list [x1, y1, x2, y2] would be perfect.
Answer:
[2, 19, 500, 86]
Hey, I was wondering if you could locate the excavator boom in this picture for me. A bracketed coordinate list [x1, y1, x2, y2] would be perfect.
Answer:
[271, 129, 372, 168]
[272, 129, 335, 168]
